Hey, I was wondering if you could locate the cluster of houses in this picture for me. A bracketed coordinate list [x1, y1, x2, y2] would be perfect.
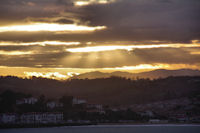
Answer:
[16, 97, 38, 105]
[1, 96, 199, 124]
[0, 112, 63, 124]
[15, 96, 87, 107]
[0, 96, 104, 124]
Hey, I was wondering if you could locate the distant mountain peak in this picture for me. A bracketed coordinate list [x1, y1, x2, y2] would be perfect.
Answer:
[73, 69, 200, 79]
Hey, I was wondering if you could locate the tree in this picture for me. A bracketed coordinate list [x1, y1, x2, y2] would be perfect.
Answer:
[59, 95, 73, 110]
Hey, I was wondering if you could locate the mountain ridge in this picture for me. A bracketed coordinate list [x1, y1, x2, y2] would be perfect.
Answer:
[72, 69, 200, 79]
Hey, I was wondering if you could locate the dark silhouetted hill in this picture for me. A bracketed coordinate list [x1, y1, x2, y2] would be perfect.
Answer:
[0, 75, 200, 106]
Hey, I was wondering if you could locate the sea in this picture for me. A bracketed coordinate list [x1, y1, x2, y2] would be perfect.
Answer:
[0, 124, 200, 133]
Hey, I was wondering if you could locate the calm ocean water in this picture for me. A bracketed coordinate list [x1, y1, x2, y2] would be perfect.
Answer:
[0, 125, 200, 133]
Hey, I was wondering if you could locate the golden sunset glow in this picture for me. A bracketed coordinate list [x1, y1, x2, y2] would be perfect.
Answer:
[67, 46, 133, 52]
[75, 1, 90, 6]
[0, 50, 33, 55]
[0, 41, 81, 46]
[103, 64, 171, 71]
[74, 0, 115, 6]
[0, 23, 106, 32]
[67, 72, 80, 77]
[66, 43, 200, 53]
[24, 72, 68, 80]
[0, 63, 199, 80]
[24, 71, 80, 80]
[101, 63, 200, 73]
[190, 51, 200, 55]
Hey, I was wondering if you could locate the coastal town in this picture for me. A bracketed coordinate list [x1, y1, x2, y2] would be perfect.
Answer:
[0, 90, 199, 127]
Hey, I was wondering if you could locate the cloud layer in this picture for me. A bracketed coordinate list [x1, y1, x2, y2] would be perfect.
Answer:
[0, 0, 200, 76]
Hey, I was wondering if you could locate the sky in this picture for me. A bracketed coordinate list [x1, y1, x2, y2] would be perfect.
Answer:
[0, 0, 200, 79]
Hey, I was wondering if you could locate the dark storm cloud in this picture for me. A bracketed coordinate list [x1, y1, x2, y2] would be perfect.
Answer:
[0, 0, 75, 25]
[133, 48, 200, 65]
[0, 45, 36, 51]
[80, 0, 200, 42]
[0, 51, 71, 68]
[0, 31, 109, 43]
[0, 0, 199, 43]
[0, 45, 79, 52]
[54, 19, 74, 24]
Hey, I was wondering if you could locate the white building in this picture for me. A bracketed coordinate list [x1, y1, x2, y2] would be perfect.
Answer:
[20, 112, 63, 124]
[46, 101, 63, 109]
[149, 119, 160, 123]
[87, 104, 105, 114]
[20, 113, 35, 124]
[0, 113, 17, 124]
[72, 98, 87, 105]
[139, 110, 154, 117]
[16, 97, 38, 105]
[87, 104, 103, 110]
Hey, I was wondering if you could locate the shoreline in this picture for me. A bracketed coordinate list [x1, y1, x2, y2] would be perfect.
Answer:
[0, 122, 97, 129]
[0, 122, 199, 129]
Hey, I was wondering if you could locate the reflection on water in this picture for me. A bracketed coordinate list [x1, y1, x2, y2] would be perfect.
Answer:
[0, 125, 200, 133]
